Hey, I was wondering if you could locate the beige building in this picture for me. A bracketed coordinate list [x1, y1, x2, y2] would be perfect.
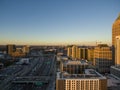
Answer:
[112, 14, 120, 46]
[71, 45, 79, 59]
[67, 46, 72, 58]
[7, 44, 16, 55]
[22, 45, 29, 54]
[115, 36, 120, 65]
[94, 44, 112, 73]
[60, 60, 88, 74]
[79, 47, 88, 60]
[88, 48, 94, 61]
[112, 14, 120, 65]
[67, 45, 89, 60]
[110, 14, 120, 80]
[67, 45, 80, 60]
[56, 69, 107, 90]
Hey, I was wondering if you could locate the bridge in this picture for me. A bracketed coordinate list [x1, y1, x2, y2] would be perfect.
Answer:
[12, 76, 50, 84]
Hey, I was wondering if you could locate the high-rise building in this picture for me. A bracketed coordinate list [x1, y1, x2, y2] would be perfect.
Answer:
[112, 14, 120, 65]
[79, 47, 88, 60]
[56, 69, 107, 90]
[115, 36, 120, 65]
[94, 44, 112, 73]
[67, 45, 90, 60]
[110, 14, 120, 79]
[67, 46, 72, 58]
[88, 47, 94, 62]
[67, 45, 80, 60]
[112, 14, 120, 46]
[71, 45, 78, 59]
[6, 44, 16, 55]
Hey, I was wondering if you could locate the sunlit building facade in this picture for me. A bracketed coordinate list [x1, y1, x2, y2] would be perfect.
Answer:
[112, 14, 120, 65]
[110, 14, 120, 79]
[112, 14, 120, 46]
[6, 44, 16, 55]
[56, 69, 107, 90]
[71, 45, 79, 59]
[60, 60, 88, 74]
[67, 46, 72, 58]
[22, 45, 29, 54]
[94, 44, 112, 73]
[115, 36, 120, 65]
[88, 47, 94, 63]
[67, 45, 88, 60]
[79, 47, 88, 60]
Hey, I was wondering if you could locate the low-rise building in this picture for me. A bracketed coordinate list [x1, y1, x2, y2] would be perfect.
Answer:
[60, 60, 88, 74]
[56, 69, 107, 90]
[110, 66, 120, 80]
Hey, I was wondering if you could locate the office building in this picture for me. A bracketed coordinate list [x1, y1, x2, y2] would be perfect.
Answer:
[56, 69, 107, 90]
[112, 14, 120, 46]
[71, 45, 79, 59]
[112, 14, 120, 65]
[67, 46, 72, 58]
[67, 45, 88, 60]
[6, 44, 16, 55]
[88, 47, 94, 63]
[79, 47, 88, 60]
[67, 45, 80, 60]
[94, 44, 112, 73]
[22, 45, 29, 54]
[115, 36, 120, 65]
[110, 14, 120, 80]
[60, 60, 88, 74]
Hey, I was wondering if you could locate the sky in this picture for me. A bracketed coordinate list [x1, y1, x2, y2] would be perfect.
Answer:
[0, 0, 120, 45]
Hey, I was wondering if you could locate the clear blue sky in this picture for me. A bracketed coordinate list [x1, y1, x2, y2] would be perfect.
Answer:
[0, 0, 120, 45]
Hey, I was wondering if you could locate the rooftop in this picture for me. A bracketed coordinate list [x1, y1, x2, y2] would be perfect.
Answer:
[116, 13, 120, 21]
[63, 60, 88, 66]
[57, 69, 106, 80]
[107, 74, 120, 87]
[111, 66, 120, 72]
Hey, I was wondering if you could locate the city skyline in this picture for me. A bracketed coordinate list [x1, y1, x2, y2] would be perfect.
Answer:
[0, 0, 120, 45]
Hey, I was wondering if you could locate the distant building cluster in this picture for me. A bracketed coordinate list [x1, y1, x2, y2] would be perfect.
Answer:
[6, 45, 29, 57]
[67, 44, 113, 74]
[56, 14, 120, 90]
[67, 45, 94, 60]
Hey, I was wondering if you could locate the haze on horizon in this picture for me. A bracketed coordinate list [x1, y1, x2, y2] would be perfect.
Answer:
[0, 0, 120, 45]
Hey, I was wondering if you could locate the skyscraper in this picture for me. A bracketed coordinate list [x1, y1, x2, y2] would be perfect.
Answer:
[112, 14, 120, 64]
[112, 14, 120, 46]
[110, 14, 120, 79]
[115, 36, 120, 65]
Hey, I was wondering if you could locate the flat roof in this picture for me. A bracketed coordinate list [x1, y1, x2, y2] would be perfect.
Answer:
[111, 66, 120, 71]
[57, 69, 106, 80]
[63, 60, 88, 66]
[107, 74, 120, 87]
